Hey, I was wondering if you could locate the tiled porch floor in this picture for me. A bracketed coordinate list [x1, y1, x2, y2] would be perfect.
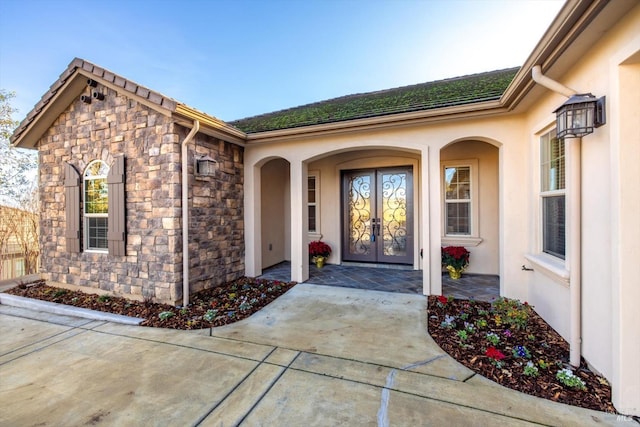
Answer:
[259, 262, 499, 302]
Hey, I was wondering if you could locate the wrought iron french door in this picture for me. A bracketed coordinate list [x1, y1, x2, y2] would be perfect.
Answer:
[342, 167, 413, 264]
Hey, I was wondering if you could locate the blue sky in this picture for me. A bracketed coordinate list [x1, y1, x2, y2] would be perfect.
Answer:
[0, 0, 563, 123]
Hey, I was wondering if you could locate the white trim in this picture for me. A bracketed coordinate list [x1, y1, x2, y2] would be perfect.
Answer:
[525, 253, 569, 286]
[442, 236, 483, 247]
[83, 160, 109, 252]
[441, 159, 479, 239]
[539, 129, 566, 260]
[307, 171, 320, 234]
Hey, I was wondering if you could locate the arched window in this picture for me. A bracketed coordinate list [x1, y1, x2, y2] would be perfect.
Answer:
[84, 160, 109, 251]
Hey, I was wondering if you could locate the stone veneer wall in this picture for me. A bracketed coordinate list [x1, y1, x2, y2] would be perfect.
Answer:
[38, 86, 182, 304]
[188, 131, 244, 295]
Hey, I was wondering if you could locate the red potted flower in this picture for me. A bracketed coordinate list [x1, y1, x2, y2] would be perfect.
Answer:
[309, 240, 331, 268]
[441, 246, 470, 279]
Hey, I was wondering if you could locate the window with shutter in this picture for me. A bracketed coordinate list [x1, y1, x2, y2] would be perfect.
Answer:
[107, 156, 126, 256]
[83, 160, 109, 252]
[64, 163, 81, 253]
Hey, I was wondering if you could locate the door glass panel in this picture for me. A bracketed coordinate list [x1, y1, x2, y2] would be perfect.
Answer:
[342, 167, 412, 265]
[347, 174, 372, 256]
[380, 171, 407, 257]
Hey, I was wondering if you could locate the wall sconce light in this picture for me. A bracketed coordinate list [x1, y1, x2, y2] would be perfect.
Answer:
[554, 93, 606, 138]
[195, 155, 219, 177]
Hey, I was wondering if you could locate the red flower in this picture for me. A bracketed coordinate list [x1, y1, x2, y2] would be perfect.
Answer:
[441, 246, 470, 270]
[437, 295, 448, 304]
[485, 346, 506, 361]
[309, 240, 331, 257]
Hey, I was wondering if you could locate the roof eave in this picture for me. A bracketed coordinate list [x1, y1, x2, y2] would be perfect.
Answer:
[173, 105, 247, 146]
[10, 58, 184, 150]
[10, 69, 85, 150]
[244, 99, 507, 144]
[500, 0, 615, 111]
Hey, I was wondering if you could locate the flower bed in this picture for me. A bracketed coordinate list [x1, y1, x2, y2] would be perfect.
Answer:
[6, 278, 296, 329]
[427, 295, 615, 413]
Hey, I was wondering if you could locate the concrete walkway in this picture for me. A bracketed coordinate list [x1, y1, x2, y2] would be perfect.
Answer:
[0, 284, 624, 426]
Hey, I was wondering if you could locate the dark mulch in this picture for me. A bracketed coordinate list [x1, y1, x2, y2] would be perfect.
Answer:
[427, 295, 616, 413]
[5, 277, 296, 329]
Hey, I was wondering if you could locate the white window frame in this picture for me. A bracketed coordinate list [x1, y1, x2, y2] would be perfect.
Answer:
[540, 129, 566, 260]
[442, 159, 481, 246]
[307, 171, 322, 241]
[525, 125, 569, 285]
[83, 160, 109, 252]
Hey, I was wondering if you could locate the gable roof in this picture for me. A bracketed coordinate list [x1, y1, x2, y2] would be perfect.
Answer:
[229, 67, 520, 134]
[10, 58, 244, 149]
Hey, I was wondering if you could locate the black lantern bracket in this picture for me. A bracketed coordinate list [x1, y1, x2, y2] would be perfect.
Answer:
[554, 93, 606, 139]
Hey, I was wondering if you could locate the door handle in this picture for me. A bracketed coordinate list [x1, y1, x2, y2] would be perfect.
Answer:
[370, 219, 380, 242]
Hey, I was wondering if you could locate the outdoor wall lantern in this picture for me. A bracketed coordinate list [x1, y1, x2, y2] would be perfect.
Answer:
[195, 155, 219, 177]
[554, 93, 606, 138]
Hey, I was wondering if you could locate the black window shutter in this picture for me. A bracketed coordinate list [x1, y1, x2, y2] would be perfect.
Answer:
[107, 156, 126, 256]
[64, 163, 81, 253]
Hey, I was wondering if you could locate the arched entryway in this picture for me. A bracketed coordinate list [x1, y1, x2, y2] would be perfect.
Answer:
[260, 158, 291, 269]
[440, 140, 500, 276]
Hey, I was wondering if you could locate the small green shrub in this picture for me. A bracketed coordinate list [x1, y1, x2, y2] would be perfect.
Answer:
[53, 289, 67, 298]
[456, 330, 469, 341]
[491, 297, 532, 330]
[556, 368, 587, 390]
[485, 332, 500, 345]
[524, 361, 539, 377]
[203, 309, 218, 322]
[159, 311, 175, 321]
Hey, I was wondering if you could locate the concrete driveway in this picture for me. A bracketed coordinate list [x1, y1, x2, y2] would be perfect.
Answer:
[0, 283, 624, 426]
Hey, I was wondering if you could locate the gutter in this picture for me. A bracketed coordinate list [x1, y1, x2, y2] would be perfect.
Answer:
[181, 120, 200, 307]
[531, 65, 581, 368]
[175, 105, 246, 146]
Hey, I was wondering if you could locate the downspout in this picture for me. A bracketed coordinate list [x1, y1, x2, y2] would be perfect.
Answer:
[181, 120, 200, 307]
[531, 65, 581, 367]
[531, 65, 576, 98]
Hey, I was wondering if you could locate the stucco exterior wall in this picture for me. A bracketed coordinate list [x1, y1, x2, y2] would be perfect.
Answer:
[521, 3, 640, 414]
[244, 114, 531, 298]
[243, 5, 639, 413]
[38, 86, 182, 303]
